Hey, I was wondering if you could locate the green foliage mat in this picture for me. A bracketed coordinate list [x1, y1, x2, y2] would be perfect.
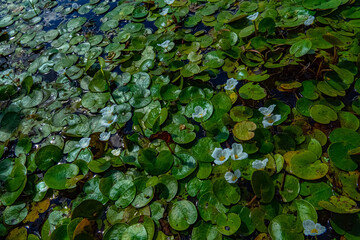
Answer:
[1, 0, 360, 239]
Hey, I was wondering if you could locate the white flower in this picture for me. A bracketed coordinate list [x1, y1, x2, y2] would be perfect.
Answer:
[160, 7, 169, 16]
[99, 132, 111, 141]
[101, 114, 118, 128]
[224, 78, 238, 91]
[164, 0, 174, 4]
[100, 105, 115, 117]
[157, 40, 171, 49]
[161, 22, 166, 27]
[77, 137, 91, 149]
[111, 148, 121, 156]
[262, 114, 281, 128]
[252, 158, 268, 169]
[212, 148, 232, 165]
[304, 15, 315, 26]
[303, 220, 326, 236]
[231, 143, 248, 160]
[224, 169, 241, 183]
[247, 12, 259, 21]
[192, 106, 207, 119]
[259, 104, 276, 117]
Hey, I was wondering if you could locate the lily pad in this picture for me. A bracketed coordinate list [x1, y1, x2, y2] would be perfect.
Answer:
[172, 152, 197, 180]
[251, 170, 275, 203]
[35, 145, 63, 171]
[328, 142, 358, 171]
[239, 83, 266, 100]
[216, 213, 241, 236]
[138, 149, 174, 176]
[310, 104, 338, 124]
[288, 150, 328, 180]
[233, 121, 257, 141]
[169, 200, 198, 231]
[44, 164, 80, 190]
[290, 39, 312, 57]
[269, 214, 304, 240]
[319, 196, 360, 214]
[184, 98, 214, 122]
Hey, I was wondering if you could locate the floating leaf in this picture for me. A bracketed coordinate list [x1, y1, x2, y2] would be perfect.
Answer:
[319, 196, 360, 214]
[238, 83, 266, 100]
[288, 150, 328, 180]
[216, 213, 241, 236]
[290, 39, 312, 57]
[269, 214, 304, 240]
[310, 104, 338, 124]
[44, 164, 80, 190]
[138, 149, 174, 176]
[233, 121, 257, 141]
[251, 170, 275, 203]
[169, 200, 198, 231]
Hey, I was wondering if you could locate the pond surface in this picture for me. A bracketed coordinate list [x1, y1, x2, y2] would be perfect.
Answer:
[1, 0, 360, 239]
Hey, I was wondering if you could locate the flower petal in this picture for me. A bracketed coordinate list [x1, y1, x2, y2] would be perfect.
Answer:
[234, 169, 241, 178]
[211, 148, 223, 159]
[302, 219, 316, 231]
[99, 132, 111, 141]
[259, 104, 276, 116]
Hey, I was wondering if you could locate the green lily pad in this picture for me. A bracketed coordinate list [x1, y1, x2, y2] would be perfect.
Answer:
[290, 39, 312, 57]
[104, 223, 128, 240]
[269, 214, 304, 240]
[185, 98, 214, 122]
[272, 173, 300, 202]
[310, 104, 338, 124]
[121, 223, 147, 240]
[229, 205, 255, 236]
[169, 200, 198, 231]
[138, 149, 173, 176]
[251, 170, 275, 203]
[181, 63, 201, 77]
[131, 177, 154, 208]
[216, 213, 241, 236]
[128, 216, 154, 240]
[339, 171, 360, 201]
[71, 199, 105, 220]
[328, 142, 358, 171]
[319, 196, 360, 214]
[213, 178, 241, 206]
[35, 145, 63, 171]
[192, 137, 221, 162]
[294, 199, 317, 223]
[3, 203, 28, 225]
[198, 192, 227, 224]
[203, 51, 225, 68]
[230, 106, 253, 122]
[67, 17, 87, 30]
[172, 152, 197, 180]
[111, 179, 136, 208]
[179, 86, 206, 104]
[300, 182, 334, 210]
[44, 164, 80, 190]
[288, 150, 328, 180]
[330, 213, 360, 240]
[303, 0, 342, 10]
[191, 221, 222, 240]
[233, 121, 257, 141]
[157, 175, 178, 202]
[329, 128, 360, 146]
[338, 111, 359, 130]
[239, 83, 267, 100]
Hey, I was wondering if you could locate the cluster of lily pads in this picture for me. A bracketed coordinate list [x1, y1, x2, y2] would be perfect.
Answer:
[1, 0, 360, 239]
